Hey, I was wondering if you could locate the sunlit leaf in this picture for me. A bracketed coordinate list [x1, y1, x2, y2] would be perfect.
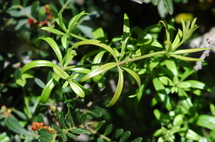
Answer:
[71, 39, 118, 61]
[159, 76, 174, 86]
[152, 78, 172, 110]
[170, 54, 203, 61]
[178, 88, 193, 113]
[165, 60, 178, 76]
[172, 48, 210, 54]
[21, 60, 55, 75]
[69, 80, 85, 98]
[80, 62, 117, 82]
[106, 67, 124, 107]
[39, 37, 63, 65]
[61, 34, 68, 49]
[40, 75, 60, 103]
[122, 67, 141, 87]
[41, 27, 65, 35]
[196, 115, 215, 130]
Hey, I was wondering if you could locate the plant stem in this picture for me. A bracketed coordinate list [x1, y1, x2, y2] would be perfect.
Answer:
[118, 51, 165, 65]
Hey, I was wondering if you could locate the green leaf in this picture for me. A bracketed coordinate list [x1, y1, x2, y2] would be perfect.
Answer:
[152, 78, 172, 110]
[61, 35, 68, 49]
[120, 13, 130, 58]
[96, 120, 106, 131]
[162, 0, 174, 15]
[38, 129, 54, 142]
[196, 115, 215, 130]
[40, 75, 60, 103]
[66, 132, 78, 139]
[178, 88, 193, 113]
[106, 67, 124, 107]
[131, 137, 143, 142]
[0, 132, 10, 142]
[31, 1, 40, 16]
[71, 39, 118, 61]
[113, 129, 124, 139]
[68, 11, 88, 33]
[71, 128, 91, 134]
[41, 27, 66, 35]
[59, 133, 68, 141]
[122, 67, 141, 87]
[119, 131, 131, 142]
[21, 60, 55, 75]
[5, 117, 32, 136]
[159, 76, 174, 86]
[56, 13, 67, 32]
[172, 48, 211, 54]
[170, 54, 203, 61]
[69, 80, 85, 98]
[53, 64, 69, 79]
[92, 28, 107, 43]
[173, 114, 183, 126]
[39, 37, 63, 65]
[178, 82, 191, 88]
[153, 109, 170, 125]
[81, 62, 117, 82]
[63, 49, 77, 67]
[184, 80, 209, 90]
[164, 60, 178, 76]
[92, 50, 106, 70]
[59, 115, 67, 129]
[178, 128, 200, 141]
[104, 124, 113, 136]
[88, 109, 102, 118]
[52, 124, 63, 132]
[35, 78, 46, 88]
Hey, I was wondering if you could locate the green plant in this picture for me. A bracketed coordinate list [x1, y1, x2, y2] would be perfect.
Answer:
[1, 0, 215, 142]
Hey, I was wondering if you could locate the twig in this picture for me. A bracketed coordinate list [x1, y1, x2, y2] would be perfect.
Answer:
[193, 35, 215, 71]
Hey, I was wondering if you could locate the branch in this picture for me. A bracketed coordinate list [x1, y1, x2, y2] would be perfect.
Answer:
[193, 35, 215, 71]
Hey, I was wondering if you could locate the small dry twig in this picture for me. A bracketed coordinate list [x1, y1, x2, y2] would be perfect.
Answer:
[193, 35, 215, 71]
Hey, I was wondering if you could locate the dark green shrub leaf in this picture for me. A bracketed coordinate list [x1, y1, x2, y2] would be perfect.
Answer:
[39, 129, 53, 141]
[122, 67, 141, 87]
[4, 117, 32, 136]
[66, 132, 78, 139]
[131, 137, 143, 142]
[80, 113, 87, 124]
[104, 124, 113, 136]
[52, 124, 63, 133]
[113, 129, 124, 139]
[59, 115, 67, 129]
[31, 1, 40, 15]
[59, 133, 68, 141]
[71, 128, 91, 134]
[96, 120, 106, 131]
[88, 109, 102, 118]
[119, 131, 131, 142]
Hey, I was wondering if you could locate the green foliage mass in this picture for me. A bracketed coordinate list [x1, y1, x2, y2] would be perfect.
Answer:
[1, 0, 215, 141]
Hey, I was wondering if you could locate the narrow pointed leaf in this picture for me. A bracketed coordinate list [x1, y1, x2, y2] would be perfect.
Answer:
[66, 132, 78, 139]
[81, 62, 117, 82]
[113, 129, 124, 139]
[57, 13, 67, 32]
[21, 60, 55, 75]
[92, 50, 106, 70]
[39, 37, 63, 65]
[196, 115, 215, 130]
[106, 67, 124, 107]
[41, 27, 65, 35]
[162, 0, 174, 15]
[52, 124, 63, 132]
[71, 39, 118, 61]
[59, 115, 67, 129]
[122, 67, 141, 87]
[165, 60, 178, 76]
[69, 80, 85, 98]
[40, 75, 60, 103]
[172, 48, 210, 54]
[61, 35, 68, 49]
[71, 128, 91, 134]
[121, 13, 130, 58]
[68, 11, 87, 33]
[170, 54, 204, 61]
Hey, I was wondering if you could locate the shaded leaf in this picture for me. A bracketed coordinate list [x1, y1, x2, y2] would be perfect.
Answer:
[104, 124, 113, 136]
[119, 131, 131, 142]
